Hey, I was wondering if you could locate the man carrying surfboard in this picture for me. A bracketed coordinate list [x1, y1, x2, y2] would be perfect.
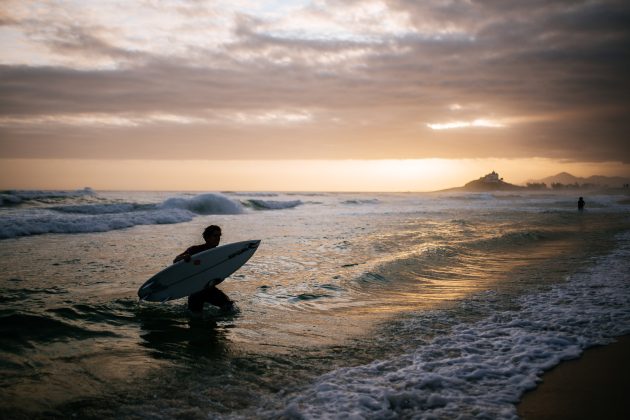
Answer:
[174, 225, 235, 314]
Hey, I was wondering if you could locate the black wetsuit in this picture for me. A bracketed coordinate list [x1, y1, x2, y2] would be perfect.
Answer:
[174, 244, 233, 312]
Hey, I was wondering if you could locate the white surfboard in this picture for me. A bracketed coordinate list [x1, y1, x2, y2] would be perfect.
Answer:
[138, 240, 260, 302]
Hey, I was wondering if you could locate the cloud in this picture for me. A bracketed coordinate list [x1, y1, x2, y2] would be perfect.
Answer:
[0, 0, 629, 163]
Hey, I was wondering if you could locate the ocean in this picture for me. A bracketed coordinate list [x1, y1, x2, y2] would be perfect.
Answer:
[1, 189, 629, 419]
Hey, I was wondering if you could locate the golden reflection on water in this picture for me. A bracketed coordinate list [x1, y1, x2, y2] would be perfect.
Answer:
[2, 192, 629, 418]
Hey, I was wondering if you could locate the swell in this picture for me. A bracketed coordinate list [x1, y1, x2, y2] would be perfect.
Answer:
[241, 199, 303, 210]
[0, 207, 196, 239]
[0, 312, 119, 349]
[264, 231, 630, 419]
[346, 227, 571, 299]
[0, 188, 95, 207]
[0, 191, 311, 239]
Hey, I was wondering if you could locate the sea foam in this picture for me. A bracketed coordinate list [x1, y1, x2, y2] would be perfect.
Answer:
[0, 208, 195, 239]
[274, 231, 630, 419]
[0, 192, 244, 239]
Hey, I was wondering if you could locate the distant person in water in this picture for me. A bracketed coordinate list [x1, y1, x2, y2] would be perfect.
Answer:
[578, 197, 585, 211]
[174, 225, 234, 314]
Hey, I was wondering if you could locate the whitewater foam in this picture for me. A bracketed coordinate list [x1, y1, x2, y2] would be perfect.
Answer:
[0, 192, 245, 239]
[52, 203, 152, 215]
[0, 188, 95, 206]
[0, 208, 195, 239]
[273, 231, 630, 419]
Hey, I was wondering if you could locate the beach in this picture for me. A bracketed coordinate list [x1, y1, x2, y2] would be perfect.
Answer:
[1, 189, 629, 418]
[518, 335, 630, 420]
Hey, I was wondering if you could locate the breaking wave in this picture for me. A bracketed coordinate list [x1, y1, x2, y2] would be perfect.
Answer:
[0, 192, 245, 239]
[0, 192, 314, 239]
[273, 231, 630, 419]
[159, 193, 244, 215]
[0, 188, 95, 206]
[242, 199, 303, 210]
[0, 208, 195, 239]
[342, 199, 379, 205]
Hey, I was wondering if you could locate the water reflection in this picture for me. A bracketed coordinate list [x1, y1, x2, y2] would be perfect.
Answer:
[136, 305, 233, 361]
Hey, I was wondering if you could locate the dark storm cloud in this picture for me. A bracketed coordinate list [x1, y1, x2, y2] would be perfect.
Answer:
[0, 0, 629, 162]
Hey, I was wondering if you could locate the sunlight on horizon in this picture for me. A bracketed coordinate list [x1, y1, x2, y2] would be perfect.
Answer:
[1, 158, 627, 192]
[427, 119, 506, 130]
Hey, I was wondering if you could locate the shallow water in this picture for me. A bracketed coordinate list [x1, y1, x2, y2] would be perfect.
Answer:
[1, 190, 629, 418]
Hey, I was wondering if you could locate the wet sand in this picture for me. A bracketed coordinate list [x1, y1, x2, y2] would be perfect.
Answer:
[517, 335, 630, 419]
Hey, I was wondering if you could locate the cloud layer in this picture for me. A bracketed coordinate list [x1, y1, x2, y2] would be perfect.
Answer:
[1, 0, 629, 162]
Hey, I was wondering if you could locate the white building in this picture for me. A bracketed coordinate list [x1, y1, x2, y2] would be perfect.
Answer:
[482, 171, 500, 183]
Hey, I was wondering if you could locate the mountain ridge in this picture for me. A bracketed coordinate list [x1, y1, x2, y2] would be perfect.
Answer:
[438, 171, 630, 192]
[528, 172, 630, 187]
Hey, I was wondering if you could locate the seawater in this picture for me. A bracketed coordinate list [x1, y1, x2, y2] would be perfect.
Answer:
[1, 189, 629, 419]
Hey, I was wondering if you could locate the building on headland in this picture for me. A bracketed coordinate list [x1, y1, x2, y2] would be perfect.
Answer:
[481, 171, 501, 184]
[457, 171, 521, 192]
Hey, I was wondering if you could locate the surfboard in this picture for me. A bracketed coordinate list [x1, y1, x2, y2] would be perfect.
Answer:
[138, 240, 261, 302]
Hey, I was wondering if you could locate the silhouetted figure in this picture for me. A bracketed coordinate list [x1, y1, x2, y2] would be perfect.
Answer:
[174, 225, 234, 315]
[577, 197, 585, 211]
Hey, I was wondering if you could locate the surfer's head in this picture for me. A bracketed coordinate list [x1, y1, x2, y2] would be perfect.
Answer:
[203, 225, 222, 246]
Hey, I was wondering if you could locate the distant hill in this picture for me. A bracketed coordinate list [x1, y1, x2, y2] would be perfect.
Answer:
[443, 171, 523, 192]
[439, 171, 630, 193]
[529, 172, 630, 188]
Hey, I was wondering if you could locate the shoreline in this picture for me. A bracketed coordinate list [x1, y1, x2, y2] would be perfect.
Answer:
[517, 335, 630, 419]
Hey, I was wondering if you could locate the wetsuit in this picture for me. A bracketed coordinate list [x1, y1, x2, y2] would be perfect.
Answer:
[174, 244, 233, 312]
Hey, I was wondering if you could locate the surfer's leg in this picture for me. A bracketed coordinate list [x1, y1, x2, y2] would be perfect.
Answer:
[187, 290, 206, 314]
[205, 286, 233, 310]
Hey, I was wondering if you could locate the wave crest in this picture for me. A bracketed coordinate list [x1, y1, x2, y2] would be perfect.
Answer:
[0, 188, 95, 206]
[0, 209, 195, 239]
[160, 193, 243, 215]
[242, 199, 303, 210]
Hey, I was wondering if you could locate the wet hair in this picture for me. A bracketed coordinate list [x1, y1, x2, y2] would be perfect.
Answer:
[203, 225, 221, 239]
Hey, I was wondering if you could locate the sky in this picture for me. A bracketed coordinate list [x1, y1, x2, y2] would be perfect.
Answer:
[1, 0, 629, 191]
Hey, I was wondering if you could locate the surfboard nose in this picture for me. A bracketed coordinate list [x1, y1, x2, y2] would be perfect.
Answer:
[249, 240, 261, 249]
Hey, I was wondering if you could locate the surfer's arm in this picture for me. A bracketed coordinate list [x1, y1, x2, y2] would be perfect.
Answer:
[173, 249, 193, 263]
[173, 244, 213, 263]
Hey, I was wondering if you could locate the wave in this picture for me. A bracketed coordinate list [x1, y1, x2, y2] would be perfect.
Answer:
[0, 312, 118, 346]
[242, 199, 303, 210]
[224, 192, 279, 197]
[0, 192, 287, 239]
[48, 193, 244, 216]
[349, 230, 549, 294]
[0, 188, 95, 206]
[288, 292, 334, 303]
[274, 232, 630, 419]
[0, 208, 195, 239]
[464, 230, 549, 251]
[0, 193, 23, 206]
[159, 193, 244, 215]
[51, 203, 154, 214]
[342, 199, 379, 205]
[444, 192, 496, 201]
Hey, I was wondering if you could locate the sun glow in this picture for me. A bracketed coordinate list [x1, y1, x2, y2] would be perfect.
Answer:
[427, 119, 506, 130]
[3, 158, 625, 192]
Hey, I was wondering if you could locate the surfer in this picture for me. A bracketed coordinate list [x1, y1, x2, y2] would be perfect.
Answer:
[578, 197, 585, 211]
[174, 225, 235, 314]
